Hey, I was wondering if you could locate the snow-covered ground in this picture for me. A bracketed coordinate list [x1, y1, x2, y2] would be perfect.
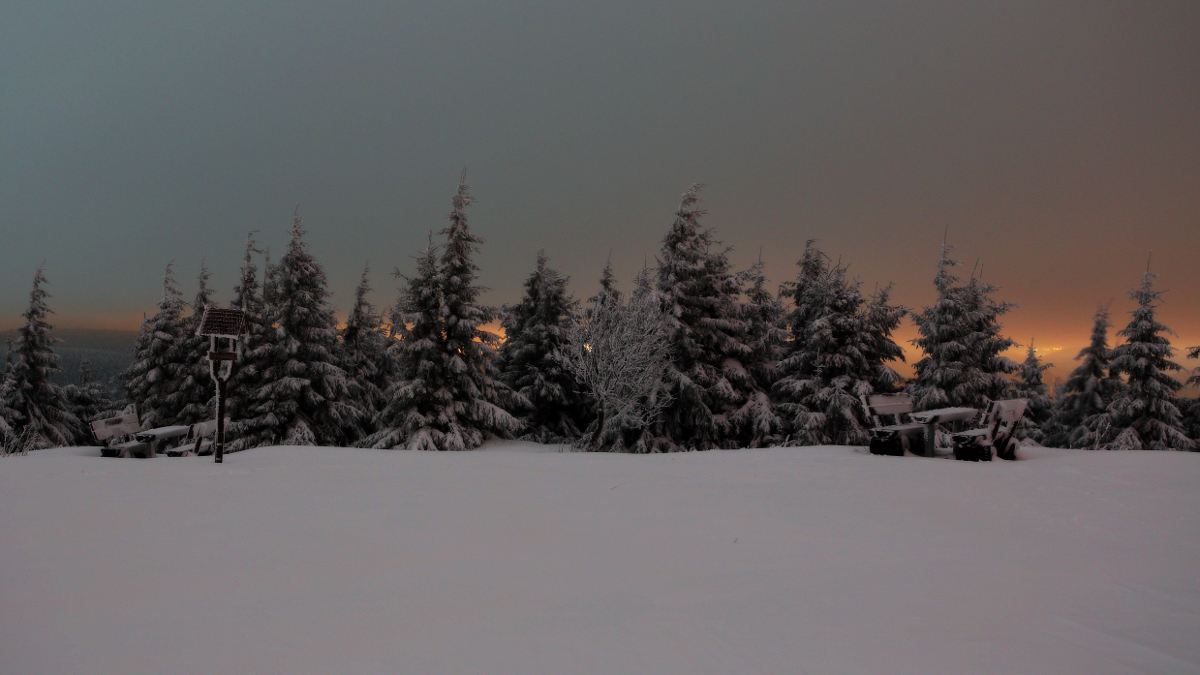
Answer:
[2, 443, 1198, 675]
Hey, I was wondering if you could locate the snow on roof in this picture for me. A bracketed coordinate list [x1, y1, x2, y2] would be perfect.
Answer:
[197, 306, 248, 338]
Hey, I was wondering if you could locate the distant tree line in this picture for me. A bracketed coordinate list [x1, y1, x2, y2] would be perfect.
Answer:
[2, 181, 1197, 452]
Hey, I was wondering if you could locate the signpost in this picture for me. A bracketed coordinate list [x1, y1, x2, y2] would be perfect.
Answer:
[197, 306, 248, 463]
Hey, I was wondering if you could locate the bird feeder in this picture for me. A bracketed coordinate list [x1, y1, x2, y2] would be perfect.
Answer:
[197, 306, 248, 463]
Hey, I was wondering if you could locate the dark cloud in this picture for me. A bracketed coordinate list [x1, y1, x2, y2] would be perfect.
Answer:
[3, 1, 1198, 361]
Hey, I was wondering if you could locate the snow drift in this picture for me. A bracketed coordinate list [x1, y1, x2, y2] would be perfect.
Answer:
[2, 443, 1198, 674]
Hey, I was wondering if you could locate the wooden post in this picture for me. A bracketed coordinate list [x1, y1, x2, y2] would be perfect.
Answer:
[198, 306, 247, 464]
[215, 376, 227, 463]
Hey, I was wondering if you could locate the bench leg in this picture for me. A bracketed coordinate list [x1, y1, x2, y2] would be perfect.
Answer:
[924, 423, 936, 457]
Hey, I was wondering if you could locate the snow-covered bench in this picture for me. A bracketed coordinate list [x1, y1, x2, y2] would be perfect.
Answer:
[951, 399, 1027, 461]
[862, 394, 928, 456]
[164, 420, 218, 457]
[91, 412, 152, 458]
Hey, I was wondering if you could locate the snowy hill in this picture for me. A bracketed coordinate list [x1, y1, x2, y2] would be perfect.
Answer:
[2, 443, 1198, 675]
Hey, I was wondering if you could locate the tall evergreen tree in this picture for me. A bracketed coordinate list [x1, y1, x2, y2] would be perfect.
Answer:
[592, 256, 621, 308]
[1099, 267, 1192, 450]
[727, 257, 787, 447]
[1050, 306, 1123, 448]
[226, 232, 273, 449]
[650, 184, 760, 451]
[1182, 345, 1200, 444]
[64, 358, 114, 439]
[168, 261, 217, 427]
[121, 263, 188, 429]
[862, 283, 908, 394]
[368, 239, 447, 450]
[235, 212, 366, 447]
[3, 267, 82, 447]
[908, 242, 1018, 411]
[1013, 341, 1054, 442]
[0, 340, 17, 440]
[773, 247, 906, 446]
[368, 179, 524, 451]
[499, 250, 587, 442]
[339, 265, 390, 426]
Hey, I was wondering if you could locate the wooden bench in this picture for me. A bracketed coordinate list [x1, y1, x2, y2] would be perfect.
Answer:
[91, 411, 153, 458]
[862, 394, 928, 456]
[951, 399, 1027, 461]
[164, 420, 218, 457]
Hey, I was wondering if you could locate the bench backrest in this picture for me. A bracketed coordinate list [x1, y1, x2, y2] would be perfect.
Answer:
[190, 420, 218, 439]
[978, 399, 1028, 441]
[863, 394, 914, 428]
[91, 413, 140, 443]
[991, 399, 1027, 433]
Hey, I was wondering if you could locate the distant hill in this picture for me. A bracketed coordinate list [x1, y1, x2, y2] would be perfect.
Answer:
[1, 328, 138, 391]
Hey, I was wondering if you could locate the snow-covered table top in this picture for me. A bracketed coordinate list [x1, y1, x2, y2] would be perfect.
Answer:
[909, 407, 978, 424]
[135, 426, 191, 443]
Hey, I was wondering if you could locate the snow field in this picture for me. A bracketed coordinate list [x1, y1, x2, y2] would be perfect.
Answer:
[2, 443, 1198, 674]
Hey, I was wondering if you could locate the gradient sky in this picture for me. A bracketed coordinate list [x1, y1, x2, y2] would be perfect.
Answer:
[3, 1, 1198, 376]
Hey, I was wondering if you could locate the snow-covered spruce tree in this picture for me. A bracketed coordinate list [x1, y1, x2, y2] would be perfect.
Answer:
[166, 261, 217, 427]
[649, 184, 762, 451]
[862, 283, 908, 394]
[727, 257, 788, 447]
[120, 263, 189, 430]
[773, 247, 906, 446]
[591, 257, 621, 309]
[338, 265, 391, 429]
[1183, 345, 1200, 444]
[907, 242, 1018, 411]
[499, 250, 588, 442]
[0, 342, 17, 440]
[1049, 306, 1124, 448]
[367, 180, 524, 451]
[234, 212, 367, 448]
[562, 286, 674, 452]
[64, 358, 114, 436]
[225, 232, 273, 450]
[1012, 341, 1054, 443]
[3, 267, 82, 447]
[366, 239, 446, 450]
[1099, 267, 1192, 450]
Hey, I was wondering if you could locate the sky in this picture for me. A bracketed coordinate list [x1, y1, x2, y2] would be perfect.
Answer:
[3, 1, 1198, 375]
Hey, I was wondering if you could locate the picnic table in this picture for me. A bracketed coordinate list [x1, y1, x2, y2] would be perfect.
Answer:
[908, 407, 978, 457]
[135, 425, 192, 454]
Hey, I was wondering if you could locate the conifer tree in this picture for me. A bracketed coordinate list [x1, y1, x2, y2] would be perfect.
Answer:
[862, 283, 908, 394]
[121, 263, 188, 429]
[499, 250, 587, 442]
[367, 239, 447, 450]
[368, 178, 524, 451]
[1013, 341, 1054, 442]
[1050, 306, 1123, 448]
[650, 184, 759, 451]
[1099, 266, 1192, 450]
[168, 261, 217, 427]
[1182, 345, 1200, 444]
[339, 265, 390, 426]
[592, 257, 621, 308]
[773, 247, 905, 445]
[235, 212, 366, 448]
[64, 358, 114, 438]
[3, 267, 82, 447]
[727, 257, 787, 447]
[908, 242, 1018, 411]
[223, 233, 274, 449]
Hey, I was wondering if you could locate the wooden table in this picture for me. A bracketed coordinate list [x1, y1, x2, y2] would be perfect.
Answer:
[908, 407, 978, 456]
[135, 425, 192, 455]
